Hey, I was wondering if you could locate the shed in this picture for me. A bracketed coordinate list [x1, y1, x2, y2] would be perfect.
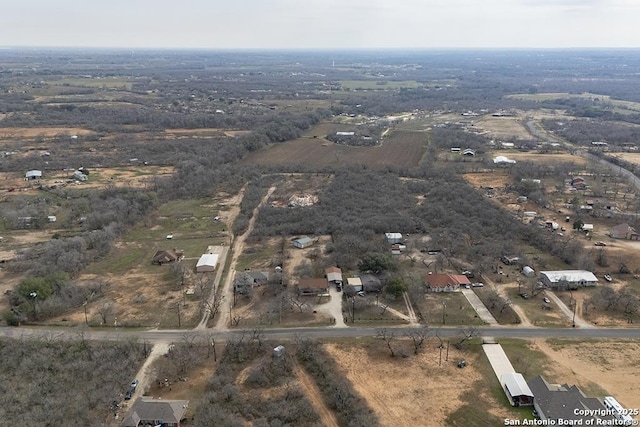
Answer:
[273, 345, 285, 358]
[293, 237, 314, 249]
[501, 373, 534, 407]
[347, 277, 363, 292]
[25, 170, 42, 179]
[196, 253, 219, 272]
[385, 232, 403, 244]
[522, 266, 535, 278]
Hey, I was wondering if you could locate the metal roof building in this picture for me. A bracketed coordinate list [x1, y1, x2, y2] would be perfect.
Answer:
[502, 373, 534, 406]
[196, 253, 219, 272]
[539, 270, 598, 289]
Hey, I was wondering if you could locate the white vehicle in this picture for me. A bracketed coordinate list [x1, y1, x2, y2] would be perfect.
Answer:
[603, 396, 634, 426]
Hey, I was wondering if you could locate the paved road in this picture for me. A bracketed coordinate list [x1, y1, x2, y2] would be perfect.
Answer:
[4, 324, 640, 344]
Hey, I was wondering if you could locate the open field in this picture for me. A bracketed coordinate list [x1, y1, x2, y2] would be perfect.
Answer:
[0, 165, 174, 194]
[506, 92, 640, 114]
[472, 115, 532, 140]
[241, 129, 428, 169]
[49, 195, 235, 328]
[325, 339, 516, 426]
[339, 80, 421, 90]
[0, 127, 94, 139]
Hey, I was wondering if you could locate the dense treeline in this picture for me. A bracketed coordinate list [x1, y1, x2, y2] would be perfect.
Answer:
[0, 337, 144, 426]
[295, 337, 379, 427]
[542, 118, 640, 146]
[192, 336, 321, 427]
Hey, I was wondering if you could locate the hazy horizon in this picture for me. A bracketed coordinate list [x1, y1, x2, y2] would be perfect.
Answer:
[2, 0, 639, 50]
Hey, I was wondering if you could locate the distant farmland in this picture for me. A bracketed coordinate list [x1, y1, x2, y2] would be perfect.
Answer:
[241, 130, 428, 169]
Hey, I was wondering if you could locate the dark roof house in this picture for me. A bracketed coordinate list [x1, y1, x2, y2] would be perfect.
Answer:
[297, 278, 329, 296]
[152, 249, 184, 265]
[528, 376, 613, 425]
[121, 397, 189, 427]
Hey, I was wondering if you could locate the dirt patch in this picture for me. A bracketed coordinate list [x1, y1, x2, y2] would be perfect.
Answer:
[532, 339, 640, 409]
[0, 127, 93, 138]
[324, 340, 511, 426]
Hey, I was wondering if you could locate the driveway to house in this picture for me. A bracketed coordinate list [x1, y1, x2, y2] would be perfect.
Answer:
[315, 286, 347, 327]
[211, 186, 276, 331]
[544, 290, 594, 329]
[460, 288, 499, 325]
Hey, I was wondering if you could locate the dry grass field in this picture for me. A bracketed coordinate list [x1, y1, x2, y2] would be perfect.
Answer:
[472, 115, 532, 140]
[241, 129, 428, 168]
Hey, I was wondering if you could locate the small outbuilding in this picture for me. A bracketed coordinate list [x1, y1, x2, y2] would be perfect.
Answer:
[522, 266, 535, 278]
[293, 237, 315, 249]
[346, 277, 363, 292]
[385, 232, 403, 245]
[25, 170, 42, 180]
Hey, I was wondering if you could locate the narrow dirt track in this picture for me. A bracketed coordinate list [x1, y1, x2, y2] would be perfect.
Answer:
[293, 360, 339, 427]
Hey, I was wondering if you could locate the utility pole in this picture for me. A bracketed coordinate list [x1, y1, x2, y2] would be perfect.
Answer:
[442, 301, 446, 325]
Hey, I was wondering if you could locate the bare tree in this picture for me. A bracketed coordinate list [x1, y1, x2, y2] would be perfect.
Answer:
[376, 328, 396, 357]
[97, 300, 114, 325]
[455, 326, 480, 349]
[405, 325, 431, 355]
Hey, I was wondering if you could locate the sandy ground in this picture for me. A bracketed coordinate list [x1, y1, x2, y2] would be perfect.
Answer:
[293, 360, 339, 427]
[532, 339, 640, 410]
[324, 340, 512, 427]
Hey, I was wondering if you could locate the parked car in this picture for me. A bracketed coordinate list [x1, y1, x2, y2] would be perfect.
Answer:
[462, 270, 474, 278]
[604, 274, 612, 282]
[471, 282, 484, 287]
[131, 379, 139, 391]
[594, 241, 607, 246]
[519, 292, 529, 299]
[457, 359, 467, 368]
[124, 390, 133, 400]
[357, 291, 365, 297]
[543, 297, 550, 304]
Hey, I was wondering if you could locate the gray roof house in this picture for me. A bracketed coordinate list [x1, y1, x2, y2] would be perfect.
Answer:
[121, 397, 189, 427]
[527, 376, 613, 425]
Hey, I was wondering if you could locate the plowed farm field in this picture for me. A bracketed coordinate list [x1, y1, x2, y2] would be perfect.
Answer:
[241, 130, 428, 168]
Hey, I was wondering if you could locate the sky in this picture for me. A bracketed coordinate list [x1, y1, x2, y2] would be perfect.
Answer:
[1, 0, 639, 49]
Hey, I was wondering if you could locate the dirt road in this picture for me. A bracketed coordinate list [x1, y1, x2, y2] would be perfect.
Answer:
[293, 360, 339, 427]
[213, 186, 276, 331]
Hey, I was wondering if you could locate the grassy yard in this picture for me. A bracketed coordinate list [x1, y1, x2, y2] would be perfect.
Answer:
[414, 292, 486, 326]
